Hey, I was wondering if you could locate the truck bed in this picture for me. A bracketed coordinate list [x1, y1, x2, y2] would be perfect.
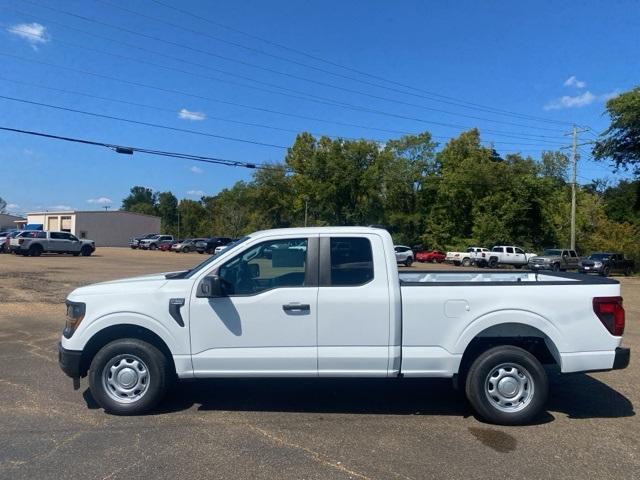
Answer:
[399, 270, 618, 285]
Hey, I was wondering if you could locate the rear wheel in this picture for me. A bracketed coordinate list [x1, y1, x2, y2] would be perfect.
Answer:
[404, 256, 413, 267]
[465, 345, 548, 425]
[89, 339, 169, 415]
[624, 266, 632, 277]
[488, 258, 498, 268]
[462, 257, 471, 267]
[182, 246, 190, 253]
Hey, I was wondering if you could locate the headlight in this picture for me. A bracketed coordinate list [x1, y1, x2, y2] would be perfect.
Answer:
[63, 301, 86, 339]
[594, 261, 603, 267]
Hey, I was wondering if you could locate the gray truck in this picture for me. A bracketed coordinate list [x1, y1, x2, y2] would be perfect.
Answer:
[14, 231, 95, 257]
[528, 249, 580, 272]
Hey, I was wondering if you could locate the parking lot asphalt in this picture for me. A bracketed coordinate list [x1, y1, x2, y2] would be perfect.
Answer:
[0, 248, 638, 480]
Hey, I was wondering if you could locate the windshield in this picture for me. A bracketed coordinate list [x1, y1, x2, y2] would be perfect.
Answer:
[181, 236, 251, 279]
[588, 253, 611, 260]
[543, 249, 562, 256]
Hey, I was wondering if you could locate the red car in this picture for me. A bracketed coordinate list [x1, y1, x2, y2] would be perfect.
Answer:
[416, 250, 446, 263]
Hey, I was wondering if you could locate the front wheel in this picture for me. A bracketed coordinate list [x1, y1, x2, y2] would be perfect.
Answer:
[89, 339, 169, 415]
[404, 257, 413, 267]
[80, 246, 92, 257]
[624, 266, 632, 277]
[149, 243, 157, 251]
[182, 246, 190, 253]
[465, 345, 548, 425]
[461, 257, 471, 267]
[601, 266, 610, 277]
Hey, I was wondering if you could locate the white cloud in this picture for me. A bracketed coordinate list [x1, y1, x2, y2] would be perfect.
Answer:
[49, 205, 72, 211]
[187, 190, 205, 197]
[189, 165, 203, 174]
[544, 91, 595, 110]
[544, 89, 620, 111]
[7, 23, 50, 50]
[6, 203, 19, 211]
[87, 197, 113, 205]
[563, 75, 587, 89]
[178, 108, 206, 121]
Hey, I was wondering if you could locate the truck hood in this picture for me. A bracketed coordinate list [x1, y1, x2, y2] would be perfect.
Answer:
[67, 272, 174, 298]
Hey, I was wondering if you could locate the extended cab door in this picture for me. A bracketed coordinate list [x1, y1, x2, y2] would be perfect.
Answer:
[316, 234, 391, 376]
[189, 235, 319, 376]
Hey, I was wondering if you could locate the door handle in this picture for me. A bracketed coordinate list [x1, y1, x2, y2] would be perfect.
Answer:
[282, 303, 310, 312]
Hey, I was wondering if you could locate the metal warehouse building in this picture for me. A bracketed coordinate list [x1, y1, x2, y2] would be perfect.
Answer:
[22, 210, 161, 247]
[0, 213, 25, 230]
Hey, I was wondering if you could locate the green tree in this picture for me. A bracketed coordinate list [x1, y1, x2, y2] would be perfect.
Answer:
[156, 191, 179, 235]
[177, 199, 207, 238]
[0, 196, 6, 214]
[121, 186, 157, 213]
[593, 87, 640, 174]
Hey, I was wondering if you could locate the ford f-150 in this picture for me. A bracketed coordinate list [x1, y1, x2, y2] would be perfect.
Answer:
[58, 227, 630, 425]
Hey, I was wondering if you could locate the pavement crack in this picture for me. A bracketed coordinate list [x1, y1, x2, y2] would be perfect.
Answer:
[246, 423, 372, 480]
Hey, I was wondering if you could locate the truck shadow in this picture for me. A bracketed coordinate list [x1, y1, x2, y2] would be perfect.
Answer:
[120, 370, 634, 421]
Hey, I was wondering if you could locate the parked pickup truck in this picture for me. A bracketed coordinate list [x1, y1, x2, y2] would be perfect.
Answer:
[58, 227, 630, 425]
[579, 252, 634, 277]
[139, 235, 173, 251]
[15, 230, 95, 257]
[129, 233, 158, 249]
[487, 246, 537, 269]
[528, 249, 580, 272]
[446, 247, 490, 267]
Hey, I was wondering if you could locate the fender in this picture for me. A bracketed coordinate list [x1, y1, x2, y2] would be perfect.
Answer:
[453, 309, 567, 356]
[65, 311, 182, 354]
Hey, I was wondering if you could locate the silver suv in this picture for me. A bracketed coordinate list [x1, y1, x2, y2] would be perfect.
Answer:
[15, 231, 95, 257]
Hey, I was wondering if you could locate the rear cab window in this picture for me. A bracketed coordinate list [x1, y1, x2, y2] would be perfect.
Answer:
[328, 237, 374, 286]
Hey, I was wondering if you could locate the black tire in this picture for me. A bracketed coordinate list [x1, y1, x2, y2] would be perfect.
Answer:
[197, 250, 204, 254]
[552, 263, 560, 272]
[89, 338, 169, 415]
[600, 266, 610, 277]
[149, 243, 157, 251]
[488, 257, 498, 268]
[453, 261, 461, 266]
[80, 246, 92, 257]
[465, 345, 548, 425]
[461, 257, 471, 267]
[624, 266, 632, 277]
[182, 246, 190, 253]
[404, 257, 413, 267]
[514, 265, 523, 270]
[29, 244, 43, 257]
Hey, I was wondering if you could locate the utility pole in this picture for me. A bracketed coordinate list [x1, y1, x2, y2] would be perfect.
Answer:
[304, 198, 309, 227]
[564, 125, 589, 251]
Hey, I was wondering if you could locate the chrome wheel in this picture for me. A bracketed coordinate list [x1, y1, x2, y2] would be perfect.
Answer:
[485, 363, 534, 413]
[102, 354, 150, 404]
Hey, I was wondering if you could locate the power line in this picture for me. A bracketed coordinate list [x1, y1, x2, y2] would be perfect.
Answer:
[0, 52, 568, 146]
[0, 12, 566, 141]
[0, 7, 567, 134]
[0, 95, 289, 150]
[120, 0, 577, 127]
[0, 125, 273, 169]
[0, 76, 569, 150]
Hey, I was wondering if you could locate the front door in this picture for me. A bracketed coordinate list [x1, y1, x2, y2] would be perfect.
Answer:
[189, 235, 319, 376]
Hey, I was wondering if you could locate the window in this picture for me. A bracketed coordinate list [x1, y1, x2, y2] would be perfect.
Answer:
[329, 237, 373, 286]
[80, 231, 87, 239]
[492, 247, 502, 252]
[515, 247, 524, 254]
[569, 251, 577, 258]
[562, 250, 569, 257]
[50, 232, 71, 240]
[506, 247, 514, 254]
[69, 235, 79, 242]
[218, 238, 308, 295]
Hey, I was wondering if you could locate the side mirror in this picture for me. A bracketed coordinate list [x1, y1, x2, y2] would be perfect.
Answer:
[197, 275, 224, 298]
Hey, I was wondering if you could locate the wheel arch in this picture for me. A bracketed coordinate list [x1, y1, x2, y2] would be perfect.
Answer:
[79, 324, 176, 378]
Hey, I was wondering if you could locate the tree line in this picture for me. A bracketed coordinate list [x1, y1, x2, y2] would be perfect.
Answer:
[122, 86, 640, 262]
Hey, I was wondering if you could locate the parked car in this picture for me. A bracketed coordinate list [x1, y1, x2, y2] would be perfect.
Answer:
[158, 239, 176, 252]
[59, 226, 630, 425]
[139, 235, 173, 250]
[487, 246, 538, 269]
[394, 245, 414, 266]
[446, 247, 490, 267]
[195, 237, 233, 254]
[15, 231, 95, 257]
[171, 238, 207, 253]
[129, 233, 158, 249]
[416, 249, 445, 263]
[579, 252, 634, 277]
[0, 229, 20, 253]
[528, 249, 580, 272]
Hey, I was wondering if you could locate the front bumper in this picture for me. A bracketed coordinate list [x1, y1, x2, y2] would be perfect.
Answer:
[529, 263, 552, 270]
[58, 342, 83, 378]
[613, 347, 630, 370]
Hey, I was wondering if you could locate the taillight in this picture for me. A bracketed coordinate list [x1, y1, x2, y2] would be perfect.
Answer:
[593, 296, 625, 336]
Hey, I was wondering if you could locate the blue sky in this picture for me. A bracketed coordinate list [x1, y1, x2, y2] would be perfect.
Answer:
[1, 0, 638, 215]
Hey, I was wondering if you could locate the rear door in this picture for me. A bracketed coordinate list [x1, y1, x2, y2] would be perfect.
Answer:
[513, 247, 526, 265]
[317, 234, 391, 376]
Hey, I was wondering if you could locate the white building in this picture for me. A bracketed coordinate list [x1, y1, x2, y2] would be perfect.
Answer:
[23, 210, 161, 247]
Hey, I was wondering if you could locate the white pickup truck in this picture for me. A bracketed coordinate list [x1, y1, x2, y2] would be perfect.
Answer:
[487, 246, 538, 269]
[58, 227, 630, 425]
